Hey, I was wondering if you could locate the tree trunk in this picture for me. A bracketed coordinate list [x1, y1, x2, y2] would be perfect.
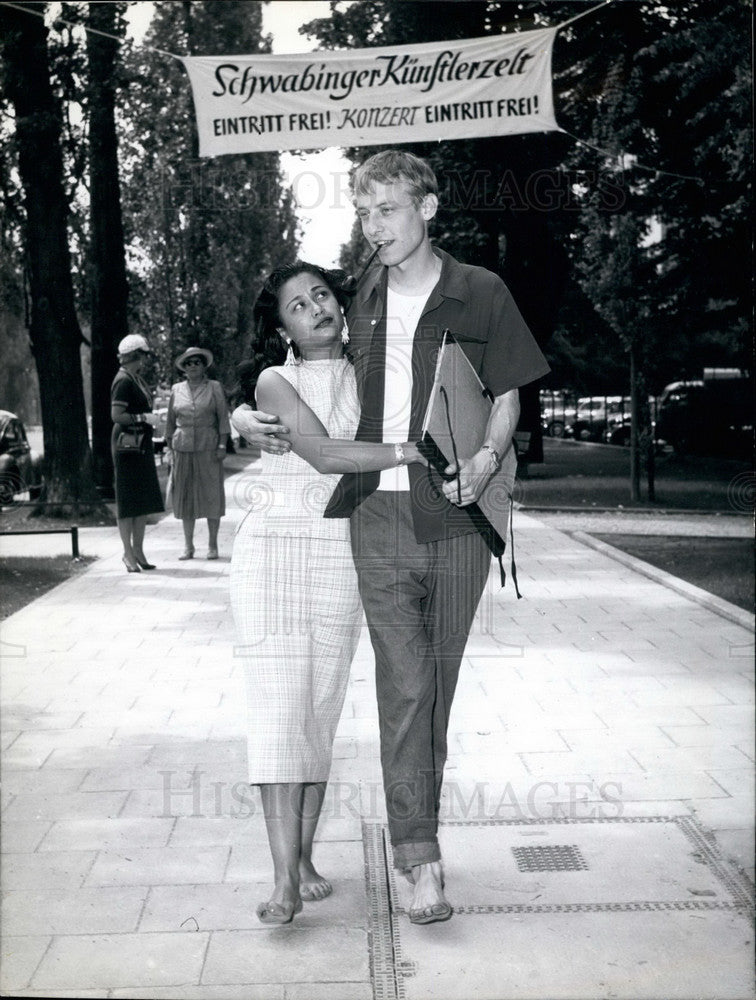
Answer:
[182, 0, 209, 346]
[1, 2, 107, 519]
[635, 358, 656, 503]
[629, 344, 640, 502]
[88, 1, 129, 500]
[645, 424, 656, 502]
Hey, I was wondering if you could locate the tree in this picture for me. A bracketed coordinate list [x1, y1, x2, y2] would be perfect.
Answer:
[556, 0, 751, 387]
[578, 200, 657, 501]
[88, 0, 129, 499]
[119, 1, 298, 387]
[0, 131, 40, 423]
[629, 0, 752, 376]
[0, 1, 105, 517]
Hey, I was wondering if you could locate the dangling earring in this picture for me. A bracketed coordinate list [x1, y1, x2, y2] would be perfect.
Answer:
[284, 339, 296, 366]
[341, 313, 350, 345]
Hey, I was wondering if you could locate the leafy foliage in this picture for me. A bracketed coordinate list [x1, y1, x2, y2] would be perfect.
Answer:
[304, 0, 752, 393]
[119, 1, 298, 388]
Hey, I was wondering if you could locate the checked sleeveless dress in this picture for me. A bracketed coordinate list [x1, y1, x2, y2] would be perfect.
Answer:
[230, 357, 362, 784]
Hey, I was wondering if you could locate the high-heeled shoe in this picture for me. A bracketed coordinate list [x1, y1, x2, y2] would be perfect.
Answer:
[135, 558, 156, 570]
[122, 556, 141, 573]
[206, 548, 218, 561]
[178, 547, 195, 561]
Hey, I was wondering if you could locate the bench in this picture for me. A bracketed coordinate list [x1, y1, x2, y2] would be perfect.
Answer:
[0, 526, 80, 558]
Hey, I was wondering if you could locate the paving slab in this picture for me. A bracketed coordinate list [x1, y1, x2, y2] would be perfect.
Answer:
[1, 848, 97, 892]
[2, 885, 147, 936]
[1, 465, 754, 999]
[394, 908, 752, 1000]
[200, 926, 369, 985]
[30, 931, 210, 992]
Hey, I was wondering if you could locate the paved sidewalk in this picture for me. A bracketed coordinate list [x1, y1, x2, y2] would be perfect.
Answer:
[1, 457, 754, 999]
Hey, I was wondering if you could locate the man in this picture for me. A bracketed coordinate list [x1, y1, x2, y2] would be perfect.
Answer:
[233, 150, 549, 924]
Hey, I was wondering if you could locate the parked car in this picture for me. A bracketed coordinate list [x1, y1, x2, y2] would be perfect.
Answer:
[0, 410, 44, 504]
[540, 390, 577, 438]
[569, 396, 631, 442]
[603, 411, 632, 446]
[655, 374, 753, 458]
[601, 397, 659, 447]
[151, 405, 169, 460]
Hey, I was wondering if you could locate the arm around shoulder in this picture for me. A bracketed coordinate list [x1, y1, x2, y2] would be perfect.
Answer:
[255, 369, 424, 475]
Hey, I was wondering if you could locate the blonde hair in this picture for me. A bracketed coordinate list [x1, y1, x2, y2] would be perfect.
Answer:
[352, 150, 438, 205]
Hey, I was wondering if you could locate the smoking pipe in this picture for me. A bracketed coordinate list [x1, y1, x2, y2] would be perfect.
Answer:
[342, 245, 381, 293]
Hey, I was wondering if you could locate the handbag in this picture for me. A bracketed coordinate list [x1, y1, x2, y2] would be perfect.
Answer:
[116, 425, 148, 454]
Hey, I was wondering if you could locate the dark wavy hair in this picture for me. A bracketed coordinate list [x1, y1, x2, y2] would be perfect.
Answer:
[236, 261, 353, 404]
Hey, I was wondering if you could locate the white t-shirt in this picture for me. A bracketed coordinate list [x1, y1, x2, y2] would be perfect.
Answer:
[378, 284, 434, 491]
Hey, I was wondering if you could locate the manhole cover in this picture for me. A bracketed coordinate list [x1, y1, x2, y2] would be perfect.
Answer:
[512, 843, 588, 872]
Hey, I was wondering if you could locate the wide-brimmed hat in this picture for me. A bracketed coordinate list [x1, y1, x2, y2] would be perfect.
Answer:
[176, 346, 214, 371]
[117, 334, 150, 356]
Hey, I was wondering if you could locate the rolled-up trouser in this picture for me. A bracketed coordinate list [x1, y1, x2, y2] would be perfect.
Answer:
[349, 491, 490, 870]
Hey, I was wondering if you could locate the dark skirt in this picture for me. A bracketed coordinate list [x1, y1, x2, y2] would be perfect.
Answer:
[112, 425, 164, 519]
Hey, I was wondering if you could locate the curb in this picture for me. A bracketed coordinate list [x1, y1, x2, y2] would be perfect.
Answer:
[571, 530, 755, 632]
[517, 505, 750, 517]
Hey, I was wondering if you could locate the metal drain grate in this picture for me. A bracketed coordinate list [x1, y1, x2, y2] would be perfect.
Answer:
[512, 844, 588, 872]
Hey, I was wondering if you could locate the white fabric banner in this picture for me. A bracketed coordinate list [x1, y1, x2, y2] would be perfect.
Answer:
[182, 28, 558, 157]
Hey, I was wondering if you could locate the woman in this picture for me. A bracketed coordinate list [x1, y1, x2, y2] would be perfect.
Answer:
[111, 334, 164, 572]
[166, 347, 230, 560]
[230, 262, 425, 925]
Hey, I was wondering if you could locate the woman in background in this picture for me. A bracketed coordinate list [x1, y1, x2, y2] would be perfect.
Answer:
[111, 334, 163, 572]
[166, 347, 230, 560]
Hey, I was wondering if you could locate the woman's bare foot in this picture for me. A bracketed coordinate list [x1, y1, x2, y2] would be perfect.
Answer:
[257, 878, 302, 924]
[256, 898, 302, 924]
[408, 861, 452, 924]
[299, 857, 332, 901]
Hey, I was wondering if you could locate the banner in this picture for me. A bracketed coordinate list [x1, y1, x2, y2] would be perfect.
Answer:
[183, 28, 558, 157]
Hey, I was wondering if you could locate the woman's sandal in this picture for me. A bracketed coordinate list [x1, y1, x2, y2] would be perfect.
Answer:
[178, 547, 195, 561]
[256, 899, 303, 925]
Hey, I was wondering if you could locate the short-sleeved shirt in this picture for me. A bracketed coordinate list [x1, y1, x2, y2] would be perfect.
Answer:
[334, 246, 550, 543]
[166, 380, 230, 453]
[110, 369, 152, 420]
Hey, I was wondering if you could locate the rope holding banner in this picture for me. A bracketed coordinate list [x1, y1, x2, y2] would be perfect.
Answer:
[558, 127, 706, 184]
[556, 0, 615, 32]
[0, 0, 182, 60]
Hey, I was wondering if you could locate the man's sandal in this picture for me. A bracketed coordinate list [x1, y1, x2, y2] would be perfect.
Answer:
[408, 901, 453, 925]
[400, 866, 445, 888]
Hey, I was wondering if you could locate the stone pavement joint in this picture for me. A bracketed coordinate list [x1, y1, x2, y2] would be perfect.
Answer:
[1, 461, 754, 999]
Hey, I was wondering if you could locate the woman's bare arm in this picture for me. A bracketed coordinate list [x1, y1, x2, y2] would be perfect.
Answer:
[255, 369, 424, 474]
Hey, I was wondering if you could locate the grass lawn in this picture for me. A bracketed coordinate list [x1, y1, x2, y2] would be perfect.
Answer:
[591, 534, 754, 612]
[0, 555, 96, 620]
[520, 439, 751, 512]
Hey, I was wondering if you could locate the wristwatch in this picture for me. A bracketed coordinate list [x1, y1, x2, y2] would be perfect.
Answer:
[394, 443, 405, 465]
[480, 443, 501, 470]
